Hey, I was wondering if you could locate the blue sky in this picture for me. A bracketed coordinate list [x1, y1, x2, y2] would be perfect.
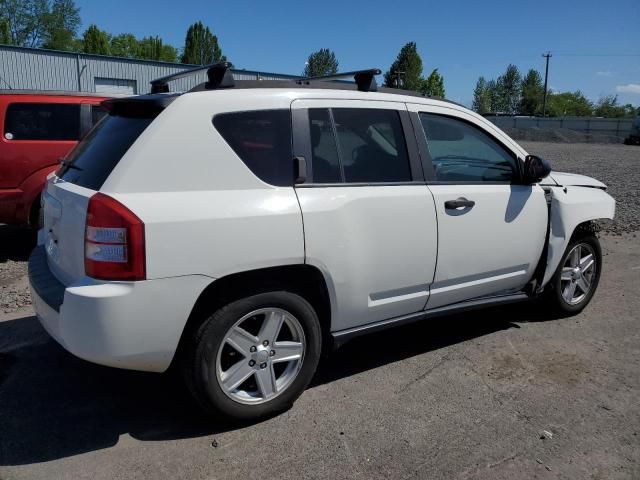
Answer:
[76, 0, 639, 107]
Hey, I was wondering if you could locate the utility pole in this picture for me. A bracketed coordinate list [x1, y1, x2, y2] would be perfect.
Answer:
[542, 52, 552, 117]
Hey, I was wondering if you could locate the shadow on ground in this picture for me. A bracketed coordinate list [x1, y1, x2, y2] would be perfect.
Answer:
[0, 301, 557, 466]
[0, 225, 36, 262]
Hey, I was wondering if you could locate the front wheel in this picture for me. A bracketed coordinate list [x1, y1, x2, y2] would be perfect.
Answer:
[183, 291, 322, 420]
[545, 234, 602, 315]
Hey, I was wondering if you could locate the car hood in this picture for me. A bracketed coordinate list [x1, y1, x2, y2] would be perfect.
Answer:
[543, 171, 607, 189]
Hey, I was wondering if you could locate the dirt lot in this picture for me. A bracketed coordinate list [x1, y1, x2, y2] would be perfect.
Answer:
[1, 141, 639, 479]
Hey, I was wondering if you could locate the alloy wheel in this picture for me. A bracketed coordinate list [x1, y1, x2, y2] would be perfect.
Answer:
[215, 308, 306, 405]
[560, 243, 597, 305]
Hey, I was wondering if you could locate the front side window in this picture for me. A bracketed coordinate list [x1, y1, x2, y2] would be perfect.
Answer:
[213, 110, 293, 186]
[420, 113, 517, 183]
[308, 108, 412, 184]
[4, 103, 80, 141]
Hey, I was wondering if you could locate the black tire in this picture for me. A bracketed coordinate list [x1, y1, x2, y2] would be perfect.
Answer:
[544, 234, 602, 315]
[183, 291, 322, 420]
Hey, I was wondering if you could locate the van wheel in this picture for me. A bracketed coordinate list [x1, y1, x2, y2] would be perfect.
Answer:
[545, 234, 602, 315]
[183, 291, 322, 420]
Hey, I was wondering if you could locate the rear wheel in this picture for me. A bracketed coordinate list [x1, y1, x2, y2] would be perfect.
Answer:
[545, 234, 602, 314]
[183, 291, 322, 420]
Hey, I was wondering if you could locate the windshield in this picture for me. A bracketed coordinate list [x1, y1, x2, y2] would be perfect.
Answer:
[58, 114, 154, 190]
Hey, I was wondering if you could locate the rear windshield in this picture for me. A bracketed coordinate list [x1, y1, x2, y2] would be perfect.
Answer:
[58, 114, 153, 190]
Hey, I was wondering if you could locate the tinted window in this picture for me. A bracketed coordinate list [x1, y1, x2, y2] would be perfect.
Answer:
[4, 103, 80, 140]
[309, 109, 341, 183]
[91, 105, 108, 126]
[332, 108, 411, 183]
[420, 114, 516, 182]
[213, 110, 293, 186]
[59, 115, 154, 190]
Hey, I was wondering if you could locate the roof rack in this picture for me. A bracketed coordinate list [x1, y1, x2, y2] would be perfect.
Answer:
[150, 61, 234, 93]
[297, 69, 381, 92]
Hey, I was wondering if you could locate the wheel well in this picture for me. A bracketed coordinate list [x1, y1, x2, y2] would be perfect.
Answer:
[173, 264, 333, 366]
[572, 220, 600, 240]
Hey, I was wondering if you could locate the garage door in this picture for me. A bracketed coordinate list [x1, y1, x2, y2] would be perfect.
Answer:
[94, 78, 137, 95]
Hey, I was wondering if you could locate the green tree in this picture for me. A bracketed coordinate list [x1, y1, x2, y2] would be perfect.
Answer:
[421, 68, 445, 97]
[41, 0, 80, 50]
[546, 91, 593, 117]
[110, 33, 139, 58]
[472, 76, 491, 114]
[303, 48, 338, 77]
[384, 42, 423, 91]
[159, 43, 178, 62]
[519, 69, 543, 116]
[139, 36, 177, 62]
[486, 79, 501, 112]
[0, 0, 50, 46]
[181, 21, 222, 65]
[82, 24, 110, 55]
[496, 64, 522, 114]
[594, 95, 628, 118]
[0, 19, 10, 43]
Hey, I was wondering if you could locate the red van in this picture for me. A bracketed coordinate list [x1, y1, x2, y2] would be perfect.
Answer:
[0, 90, 110, 226]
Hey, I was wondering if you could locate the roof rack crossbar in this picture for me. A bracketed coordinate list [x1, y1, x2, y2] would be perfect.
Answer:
[298, 68, 381, 92]
[150, 61, 234, 93]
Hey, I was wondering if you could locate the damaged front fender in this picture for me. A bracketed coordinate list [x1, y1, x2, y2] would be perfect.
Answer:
[542, 186, 615, 286]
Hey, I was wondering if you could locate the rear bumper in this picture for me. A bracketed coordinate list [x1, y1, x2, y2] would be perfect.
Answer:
[28, 246, 213, 372]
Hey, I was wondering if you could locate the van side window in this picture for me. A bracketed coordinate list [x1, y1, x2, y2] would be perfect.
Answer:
[4, 103, 80, 141]
[91, 105, 108, 126]
[213, 110, 293, 187]
[419, 113, 516, 183]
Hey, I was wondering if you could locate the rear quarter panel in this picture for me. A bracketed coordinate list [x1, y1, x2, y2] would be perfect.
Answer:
[102, 91, 305, 280]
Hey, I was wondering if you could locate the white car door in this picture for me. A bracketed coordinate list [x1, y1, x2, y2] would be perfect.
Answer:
[406, 103, 548, 309]
[291, 99, 438, 332]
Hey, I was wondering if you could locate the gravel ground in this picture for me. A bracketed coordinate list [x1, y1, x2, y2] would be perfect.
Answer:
[0, 227, 33, 314]
[0, 140, 639, 478]
[521, 141, 640, 235]
[0, 141, 638, 314]
[1, 233, 638, 479]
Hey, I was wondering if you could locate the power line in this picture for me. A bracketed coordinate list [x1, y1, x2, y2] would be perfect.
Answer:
[552, 53, 640, 57]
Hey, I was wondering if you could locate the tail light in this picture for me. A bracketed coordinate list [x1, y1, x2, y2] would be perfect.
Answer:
[85, 193, 145, 281]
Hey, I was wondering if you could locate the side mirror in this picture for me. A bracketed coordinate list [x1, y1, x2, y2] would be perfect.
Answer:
[522, 155, 551, 184]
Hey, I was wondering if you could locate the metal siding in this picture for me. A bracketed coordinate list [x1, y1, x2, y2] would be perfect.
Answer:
[1, 45, 297, 94]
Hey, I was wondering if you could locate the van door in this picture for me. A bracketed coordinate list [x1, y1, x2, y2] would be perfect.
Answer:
[291, 99, 438, 332]
[0, 99, 81, 189]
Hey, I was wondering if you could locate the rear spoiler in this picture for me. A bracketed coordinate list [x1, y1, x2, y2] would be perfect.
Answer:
[101, 93, 180, 117]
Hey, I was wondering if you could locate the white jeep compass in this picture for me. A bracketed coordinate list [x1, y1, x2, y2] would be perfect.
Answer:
[29, 63, 615, 420]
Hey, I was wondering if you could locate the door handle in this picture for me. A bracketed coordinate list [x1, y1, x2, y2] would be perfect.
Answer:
[444, 197, 475, 210]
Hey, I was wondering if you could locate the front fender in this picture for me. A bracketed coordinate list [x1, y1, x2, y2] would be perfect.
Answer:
[542, 186, 615, 285]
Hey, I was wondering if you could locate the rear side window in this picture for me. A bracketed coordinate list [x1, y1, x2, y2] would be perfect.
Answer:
[59, 115, 153, 190]
[213, 110, 293, 186]
[309, 108, 342, 183]
[4, 103, 80, 141]
[306, 108, 412, 184]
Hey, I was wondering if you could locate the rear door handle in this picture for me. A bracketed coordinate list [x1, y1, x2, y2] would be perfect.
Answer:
[444, 197, 475, 210]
